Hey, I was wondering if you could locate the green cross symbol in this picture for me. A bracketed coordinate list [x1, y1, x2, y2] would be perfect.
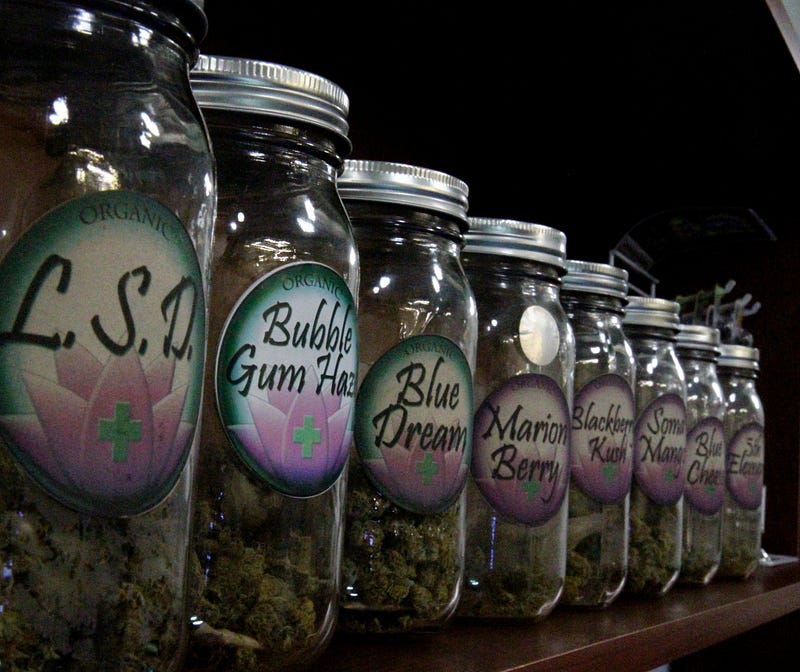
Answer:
[97, 401, 142, 463]
[293, 415, 321, 459]
[705, 485, 717, 494]
[521, 480, 541, 500]
[664, 469, 677, 483]
[602, 463, 618, 482]
[415, 453, 439, 485]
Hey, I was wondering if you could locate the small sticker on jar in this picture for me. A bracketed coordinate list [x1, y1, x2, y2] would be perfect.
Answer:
[215, 261, 358, 498]
[472, 373, 570, 525]
[518, 305, 560, 366]
[354, 334, 473, 515]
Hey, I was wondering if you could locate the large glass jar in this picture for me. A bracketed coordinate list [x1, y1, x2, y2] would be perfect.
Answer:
[560, 260, 635, 608]
[336, 160, 477, 634]
[716, 344, 764, 580]
[186, 57, 357, 670]
[457, 218, 573, 620]
[676, 324, 725, 586]
[0, 1, 213, 668]
[622, 297, 687, 596]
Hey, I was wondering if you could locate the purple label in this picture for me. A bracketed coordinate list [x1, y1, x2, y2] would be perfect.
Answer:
[633, 393, 687, 505]
[684, 417, 726, 514]
[472, 373, 570, 525]
[571, 374, 634, 504]
[726, 422, 764, 510]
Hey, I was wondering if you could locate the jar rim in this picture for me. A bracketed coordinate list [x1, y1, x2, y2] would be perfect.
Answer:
[339, 159, 469, 228]
[463, 218, 566, 271]
[190, 54, 350, 150]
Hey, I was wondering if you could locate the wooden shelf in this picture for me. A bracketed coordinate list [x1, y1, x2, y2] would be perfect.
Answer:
[316, 562, 800, 672]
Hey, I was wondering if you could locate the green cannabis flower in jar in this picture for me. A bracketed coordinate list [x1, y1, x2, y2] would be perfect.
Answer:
[623, 298, 687, 597]
[337, 161, 477, 634]
[459, 219, 574, 620]
[561, 261, 635, 608]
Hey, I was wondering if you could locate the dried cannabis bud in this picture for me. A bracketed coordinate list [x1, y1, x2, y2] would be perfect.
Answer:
[337, 455, 462, 634]
[626, 484, 681, 595]
[1, 446, 187, 671]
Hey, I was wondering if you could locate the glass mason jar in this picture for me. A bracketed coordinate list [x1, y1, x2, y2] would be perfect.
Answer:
[716, 344, 764, 580]
[622, 297, 687, 596]
[185, 57, 357, 671]
[560, 260, 635, 608]
[336, 160, 477, 634]
[0, 1, 214, 669]
[676, 325, 725, 586]
[457, 219, 574, 620]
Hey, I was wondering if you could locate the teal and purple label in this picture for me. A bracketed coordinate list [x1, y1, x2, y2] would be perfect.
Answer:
[215, 262, 357, 498]
[0, 191, 205, 517]
[726, 422, 764, 510]
[633, 393, 687, 505]
[571, 374, 634, 504]
[684, 417, 726, 515]
[354, 334, 473, 515]
[472, 373, 570, 525]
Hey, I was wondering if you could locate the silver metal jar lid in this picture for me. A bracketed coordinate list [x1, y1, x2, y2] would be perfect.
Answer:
[190, 55, 350, 147]
[463, 218, 567, 271]
[562, 259, 628, 300]
[718, 344, 760, 371]
[338, 160, 469, 226]
[676, 324, 721, 353]
[622, 296, 681, 331]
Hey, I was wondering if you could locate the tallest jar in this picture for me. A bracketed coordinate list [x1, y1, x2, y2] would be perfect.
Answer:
[0, 2, 214, 670]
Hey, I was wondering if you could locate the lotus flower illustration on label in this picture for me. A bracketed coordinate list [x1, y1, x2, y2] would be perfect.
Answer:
[355, 334, 473, 514]
[0, 191, 205, 517]
[215, 262, 357, 498]
[472, 373, 570, 525]
[633, 393, 687, 505]
[725, 422, 764, 510]
[571, 374, 634, 504]
[684, 417, 726, 515]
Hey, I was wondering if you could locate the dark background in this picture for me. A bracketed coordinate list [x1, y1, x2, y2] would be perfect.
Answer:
[198, 1, 800, 556]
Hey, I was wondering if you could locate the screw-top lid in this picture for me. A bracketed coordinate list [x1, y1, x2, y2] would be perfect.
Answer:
[562, 259, 628, 300]
[622, 296, 681, 331]
[190, 55, 350, 150]
[676, 324, 721, 354]
[718, 344, 760, 371]
[463, 218, 567, 271]
[338, 160, 469, 228]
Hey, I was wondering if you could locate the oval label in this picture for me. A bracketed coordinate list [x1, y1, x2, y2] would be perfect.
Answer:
[633, 393, 687, 505]
[472, 373, 570, 525]
[354, 334, 473, 514]
[215, 262, 357, 498]
[571, 374, 635, 504]
[0, 191, 205, 517]
[726, 422, 764, 510]
[684, 417, 726, 514]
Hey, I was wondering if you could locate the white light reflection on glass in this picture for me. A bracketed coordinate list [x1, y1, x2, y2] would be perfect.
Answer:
[229, 211, 245, 233]
[373, 275, 391, 294]
[48, 97, 69, 126]
[138, 112, 160, 149]
[72, 9, 94, 34]
[132, 26, 152, 47]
